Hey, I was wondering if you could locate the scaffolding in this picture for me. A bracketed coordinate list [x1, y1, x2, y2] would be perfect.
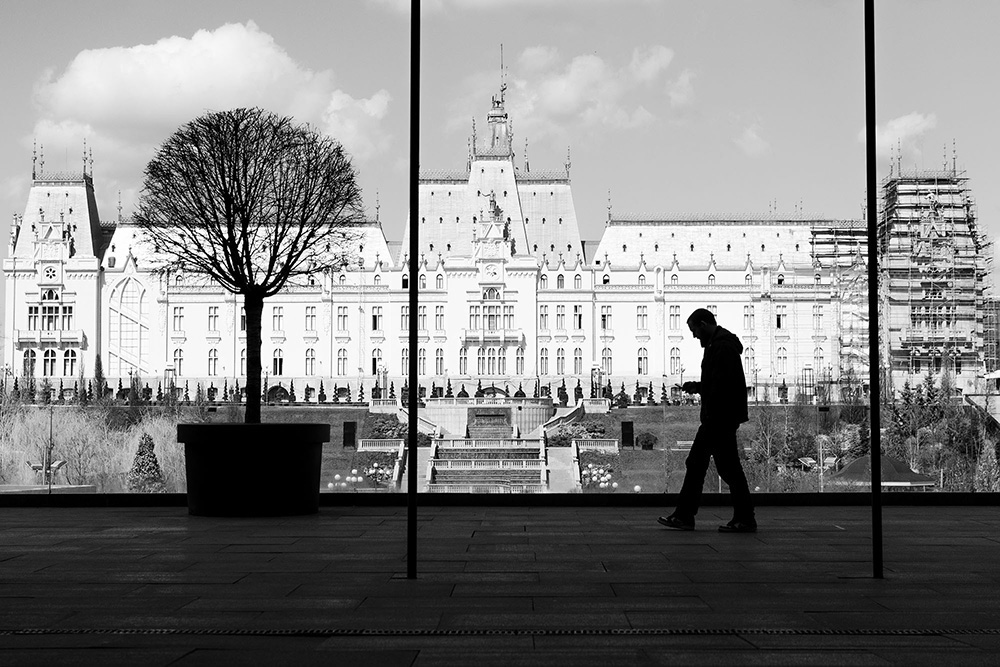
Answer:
[877, 168, 992, 395]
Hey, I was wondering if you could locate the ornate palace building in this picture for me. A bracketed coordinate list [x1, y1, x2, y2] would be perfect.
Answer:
[3, 86, 991, 402]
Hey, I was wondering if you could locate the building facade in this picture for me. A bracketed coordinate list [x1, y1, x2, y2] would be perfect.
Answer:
[3, 89, 991, 403]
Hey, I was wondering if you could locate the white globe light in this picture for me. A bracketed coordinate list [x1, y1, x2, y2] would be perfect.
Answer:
[612, 482, 619, 489]
[341, 482, 348, 487]
[327, 482, 334, 489]
[588, 464, 594, 469]
[634, 485, 642, 492]
[334, 474, 341, 481]
[599, 482, 607, 488]
[351, 469, 358, 475]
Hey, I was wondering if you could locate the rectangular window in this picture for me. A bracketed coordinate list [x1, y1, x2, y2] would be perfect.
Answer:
[573, 305, 583, 330]
[240, 307, 246, 331]
[435, 306, 445, 331]
[418, 306, 427, 330]
[27, 306, 39, 330]
[744, 305, 755, 330]
[372, 306, 383, 331]
[669, 305, 680, 331]
[42, 306, 59, 331]
[776, 305, 786, 330]
[636, 306, 647, 330]
[469, 306, 480, 330]
[708, 305, 718, 317]
[305, 306, 316, 331]
[401, 306, 409, 330]
[539, 305, 548, 331]
[272, 306, 283, 331]
[502, 305, 513, 330]
[812, 305, 823, 330]
[486, 305, 500, 331]
[556, 305, 566, 330]
[60, 306, 73, 330]
[337, 306, 348, 331]
[600, 306, 612, 331]
[208, 306, 218, 331]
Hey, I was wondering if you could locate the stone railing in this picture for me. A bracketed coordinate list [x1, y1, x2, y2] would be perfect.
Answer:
[439, 438, 543, 448]
[425, 484, 549, 493]
[581, 398, 610, 414]
[427, 397, 551, 406]
[432, 459, 544, 470]
[369, 398, 400, 413]
[573, 438, 620, 453]
[357, 438, 404, 452]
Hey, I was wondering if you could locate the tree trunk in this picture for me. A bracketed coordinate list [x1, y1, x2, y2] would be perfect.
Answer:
[244, 293, 265, 424]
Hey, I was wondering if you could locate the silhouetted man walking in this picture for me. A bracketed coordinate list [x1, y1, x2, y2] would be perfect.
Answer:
[659, 308, 756, 532]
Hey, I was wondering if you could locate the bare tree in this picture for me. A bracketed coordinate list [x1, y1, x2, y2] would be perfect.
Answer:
[134, 108, 363, 423]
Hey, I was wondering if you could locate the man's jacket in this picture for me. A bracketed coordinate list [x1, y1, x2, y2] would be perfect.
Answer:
[692, 326, 749, 426]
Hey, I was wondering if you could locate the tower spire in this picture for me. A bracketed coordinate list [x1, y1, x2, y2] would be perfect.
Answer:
[607, 189, 612, 224]
[565, 146, 571, 174]
[524, 137, 529, 173]
[32, 138, 37, 180]
[375, 190, 381, 223]
[499, 43, 506, 105]
[39, 143, 45, 177]
[117, 190, 122, 222]
[83, 138, 88, 176]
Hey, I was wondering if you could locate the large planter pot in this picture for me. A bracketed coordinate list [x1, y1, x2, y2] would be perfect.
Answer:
[178, 423, 330, 517]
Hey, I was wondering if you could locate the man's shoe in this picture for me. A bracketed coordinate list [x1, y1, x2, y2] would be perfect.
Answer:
[718, 520, 757, 533]
[657, 515, 695, 531]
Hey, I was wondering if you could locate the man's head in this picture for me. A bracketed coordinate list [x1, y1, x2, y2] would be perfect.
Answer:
[687, 308, 717, 348]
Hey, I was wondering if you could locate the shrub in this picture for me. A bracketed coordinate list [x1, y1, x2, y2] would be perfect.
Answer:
[126, 433, 167, 493]
[636, 432, 658, 450]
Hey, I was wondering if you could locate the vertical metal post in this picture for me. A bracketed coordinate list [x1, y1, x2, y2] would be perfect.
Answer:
[865, 0, 885, 579]
[406, 0, 421, 580]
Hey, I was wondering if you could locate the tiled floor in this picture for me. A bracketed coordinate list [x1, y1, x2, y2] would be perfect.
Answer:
[1, 505, 999, 665]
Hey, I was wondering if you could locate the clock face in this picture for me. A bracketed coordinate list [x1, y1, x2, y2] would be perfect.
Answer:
[486, 264, 498, 278]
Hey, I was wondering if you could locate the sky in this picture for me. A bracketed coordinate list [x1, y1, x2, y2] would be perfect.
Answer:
[1, 0, 999, 262]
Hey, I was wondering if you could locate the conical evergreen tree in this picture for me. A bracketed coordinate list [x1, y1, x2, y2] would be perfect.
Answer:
[357, 383, 365, 403]
[318, 380, 327, 402]
[289, 379, 296, 402]
[126, 433, 167, 493]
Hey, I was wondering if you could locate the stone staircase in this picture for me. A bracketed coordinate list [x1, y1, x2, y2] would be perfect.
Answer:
[426, 441, 547, 492]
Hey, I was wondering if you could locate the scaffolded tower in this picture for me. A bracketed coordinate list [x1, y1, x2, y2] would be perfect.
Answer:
[878, 167, 992, 395]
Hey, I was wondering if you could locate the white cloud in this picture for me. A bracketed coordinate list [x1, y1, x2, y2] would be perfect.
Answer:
[30, 21, 393, 212]
[861, 112, 937, 160]
[451, 45, 681, 143]
[735, 124, 770, 157]
[629, 45, 674, 84]
[667, 68, 695, 108]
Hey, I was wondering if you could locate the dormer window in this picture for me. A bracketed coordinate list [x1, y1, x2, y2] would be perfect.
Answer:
[402, 274, 409, 288]
[602, 275, 610, 285]
[708, 274, 716, 285]
[777, 274, 785, 285]
[557, 274, 565, 289]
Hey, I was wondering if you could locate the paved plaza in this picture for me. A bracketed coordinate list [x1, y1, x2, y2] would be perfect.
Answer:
[0, 504, 998, 665]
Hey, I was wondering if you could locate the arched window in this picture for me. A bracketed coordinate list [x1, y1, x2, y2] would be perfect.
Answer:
[498, 348, 506, 374]
[43, 349, 56, 376]
[63, 350, 76, 377]
[418, 348, 426, 375]
[477, 348, 486, 374]
[273, 349, 284, 376]
[744, 347, 755, 375]
[207, 349, 218, 376]
[540, 275, 548, 289]
[401, 348, 409, 376]
[814, 347, 825, 373]
[557, 274, 565, 289]
[540, 348, 549, 375]
[671, 274, 678, 285]
[108, 277, 149, 377]
[487, 348, 497, 375]
[371, 348, 382, 376]
[708, 274, 716, 285]
[484, 287, 500, 300]
[338, 348, 347, 375]
[556, 348, 565, 375]
[402, 274, 409, 289]
[374, 274, 381, 285]
[42, 289, 58, 301]
[516, 348, 525, 375]
[777, 347, 788, 374]
[23, 349, 36, 377]
[638, 274, 646, 285]
[777, 274, 784, 285]
[637, 348, 648, 375]
[573, 348, 583, 375]
[601, 347, 612, 375]
[419, 274, 427, 289]
[240, 349, 247, 376]
[435, 348, 444, 375]
[670, 347, 681, 375]
[459, 348, 468, 375]
[173, 349, 184, 377]
[574, 274, 582, 289]
[602, 274, 610, 285]
[339, 274, 347, 284]
[745, 274, 752, 285]
[436, 274, 444, 289]
[305, 349, 316, 376]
